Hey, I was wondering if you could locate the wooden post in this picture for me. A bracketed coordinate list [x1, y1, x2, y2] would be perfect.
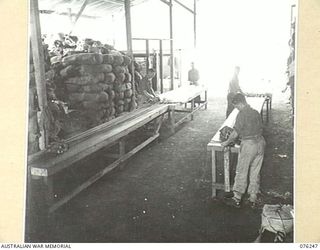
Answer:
[125, 0, 133, 53]
[223, 147, 231, 192]
[124, 0, 135, 103]
[67, 8, 73, 24]
[205, 90, 208, 109]
[194, 0, 197, 48]
[119, 139, 126, 170]
[211, 149, 216, 197]
[146, 39, 150, 72]
[169, 0, 174, 90]
[168, 107, 175, 134]
[30, 0, 49, 149]
[159, 40, 164, 93]
[266, 99, 269, 122]
[191, 99, 195, 120]
[119, 139, 126, 156]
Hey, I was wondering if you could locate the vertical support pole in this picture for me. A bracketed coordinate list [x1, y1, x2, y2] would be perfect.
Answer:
[30, 0, 48, 149]
[193, 0, 197, 48]
[266, 99, 269, 123]
[223, 148, 231, 192]
[124, 0, 135, 103]
[169, 0, 174, 90]
[27, 175, 52, 241]
[67, 8, 73, 24]
[159, 40, 164, 93]
[205, 90, 208, 109]
[168, 106, 175, 134]
[119, 139, 126, 156]
[119, 139, 126, 170]
[124, 0, 133, 53]
[146, 39, 150, 72]
[211, 149, 216, 197]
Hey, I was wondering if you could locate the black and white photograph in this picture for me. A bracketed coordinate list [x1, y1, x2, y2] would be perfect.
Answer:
[26, 0, 296, 243]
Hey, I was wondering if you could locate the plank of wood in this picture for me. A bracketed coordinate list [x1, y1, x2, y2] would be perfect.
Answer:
[30, 105, 169, 176]
[28, 104, 167, 163]
[159, 85, 207, 104]
[49, 133, 159, 213]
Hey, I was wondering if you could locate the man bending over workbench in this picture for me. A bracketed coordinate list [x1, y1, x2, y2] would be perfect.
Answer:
[221, 93, 266, 208]
[136, 68, 160, 105]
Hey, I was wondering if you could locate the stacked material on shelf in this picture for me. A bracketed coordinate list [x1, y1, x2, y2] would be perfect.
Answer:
[54, 50, 136, 138]
[29, 36, 138, 148]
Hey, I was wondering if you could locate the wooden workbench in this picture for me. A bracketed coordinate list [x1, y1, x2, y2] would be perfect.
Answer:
[207, 96, 269, 197]
[159, 85, 208, 132]
[28, 104, 170, 215]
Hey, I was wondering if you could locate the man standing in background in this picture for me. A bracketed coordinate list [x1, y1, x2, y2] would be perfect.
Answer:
[188, 62, 201, 106]
[226, 66, 244, 118]
[188, 62, 200, 85]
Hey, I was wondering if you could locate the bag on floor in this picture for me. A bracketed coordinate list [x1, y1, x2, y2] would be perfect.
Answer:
[255, 204, 294, 242]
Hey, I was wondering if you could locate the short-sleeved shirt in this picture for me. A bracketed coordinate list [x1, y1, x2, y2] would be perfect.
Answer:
[188, 69, 200, 84]
[234, 105, 263, 139]
[228, 75, 242, 94]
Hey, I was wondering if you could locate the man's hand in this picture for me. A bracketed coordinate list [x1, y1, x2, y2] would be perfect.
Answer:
[221, 141, 230, 147]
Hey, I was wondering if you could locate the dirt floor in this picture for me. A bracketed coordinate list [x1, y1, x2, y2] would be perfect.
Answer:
[27, 95, 294, 243]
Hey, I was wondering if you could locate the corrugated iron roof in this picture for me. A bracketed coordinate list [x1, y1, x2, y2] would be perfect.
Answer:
[39, 0, 149, 17]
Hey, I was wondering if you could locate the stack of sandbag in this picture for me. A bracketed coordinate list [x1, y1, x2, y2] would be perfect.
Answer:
[110, 52, 137, 115]
[57, 51, 137, 130]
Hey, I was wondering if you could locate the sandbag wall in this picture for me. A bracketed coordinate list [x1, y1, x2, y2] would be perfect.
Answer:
[56, 52, 137, 132]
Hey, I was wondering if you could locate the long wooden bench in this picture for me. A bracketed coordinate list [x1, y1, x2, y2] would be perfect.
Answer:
[159, 85, 208, 133]
[28, 104, 170, 214]
[207, 96, 269, 197]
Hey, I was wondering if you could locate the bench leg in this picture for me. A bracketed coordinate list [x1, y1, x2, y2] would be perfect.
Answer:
[191, 99, 195, 121]
[205, 90, 208, 110]
[168, 109, 175, 134]
[119, 139, 126, 170]
[223, 148, 231, 192]
[211, 149, 217, 197]
[26, 174, 54, 241]
[266, 99, 269, 123]
[153, 114, 164, 135]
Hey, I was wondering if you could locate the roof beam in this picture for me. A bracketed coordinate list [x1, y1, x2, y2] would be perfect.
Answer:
[173, 0, 194, 14]
[39, 10, 98, 19]
[159, 0, 171, 6]
[69, 0, 90, 34]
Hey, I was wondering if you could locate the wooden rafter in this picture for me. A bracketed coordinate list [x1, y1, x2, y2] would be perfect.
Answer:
[173, 0, 194, 13]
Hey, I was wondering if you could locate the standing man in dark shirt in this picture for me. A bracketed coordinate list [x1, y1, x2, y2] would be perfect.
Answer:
[188, 62, 200, 85]
[188, 62, 201, 106]
[226, 66, 244, 118]
[221, 93, 266, 208]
